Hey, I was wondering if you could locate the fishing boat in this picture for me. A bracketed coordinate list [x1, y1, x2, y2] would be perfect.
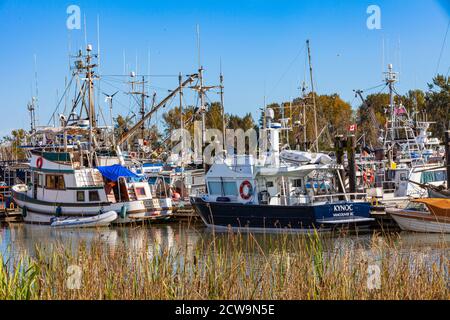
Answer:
[190, 108, 373, 233]
[12, 149, 171, 224]
[355, 65, 446, 210]
[136, 162, 205, 215]
[50, 210, 117, 228]
[386, 199, 450, 233]
[12, 45, 172, 225]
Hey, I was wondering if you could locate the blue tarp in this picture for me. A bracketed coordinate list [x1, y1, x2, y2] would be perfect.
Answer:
[96, 164, 139, 181]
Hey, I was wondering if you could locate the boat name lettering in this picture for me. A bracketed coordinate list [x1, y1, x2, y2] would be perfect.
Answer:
[333, 204, 354, 212]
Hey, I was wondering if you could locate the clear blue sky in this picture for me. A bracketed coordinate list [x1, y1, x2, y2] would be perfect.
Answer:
[0, 0, 449, 137]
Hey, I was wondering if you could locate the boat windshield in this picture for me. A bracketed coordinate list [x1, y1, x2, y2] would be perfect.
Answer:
[405, 202, 430, 213]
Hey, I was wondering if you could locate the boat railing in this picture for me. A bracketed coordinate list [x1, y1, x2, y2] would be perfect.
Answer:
[276, 192, 368, 205]
[311, 192, 367, 202]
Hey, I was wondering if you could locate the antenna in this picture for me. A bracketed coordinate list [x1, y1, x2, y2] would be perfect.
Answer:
[382, 36, 385, 79]
[397, 37, 401, 76]
[219, 58, 226, 150]
[196, 24, 201, 69]
[147, 47, 151, 92]
[123, 50, 126, 75]
[97, 15, 101, 71]
[263, 81, 266, 129]
[84, 14, 87, 49]
[33, 54, 39, 99]
[33, 54, 39, 127]
[67, 27, 72, 70]
[136, 50, 138, 76]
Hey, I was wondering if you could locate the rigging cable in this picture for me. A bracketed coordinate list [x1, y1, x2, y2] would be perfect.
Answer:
[47, 76, 75, 125]
[267, 43, 306, 101]
[435, 20, 450, 75]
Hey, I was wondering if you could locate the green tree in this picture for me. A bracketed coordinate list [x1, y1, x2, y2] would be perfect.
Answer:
[0, 129, 27, 160]
[425, 75, 450, 139]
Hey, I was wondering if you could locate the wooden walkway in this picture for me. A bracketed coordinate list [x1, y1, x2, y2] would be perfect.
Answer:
[0, 209, 23, 223]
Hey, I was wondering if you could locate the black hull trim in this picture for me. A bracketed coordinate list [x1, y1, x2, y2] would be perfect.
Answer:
[190, 197, 373, 232]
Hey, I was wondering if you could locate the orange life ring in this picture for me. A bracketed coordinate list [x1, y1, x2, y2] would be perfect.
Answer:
[239, 180, 253, 200]
[363, 169, 375, 184]
[36, 157, 43, 169]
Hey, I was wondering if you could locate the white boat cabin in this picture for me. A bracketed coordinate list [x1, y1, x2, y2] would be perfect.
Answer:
[204, 154, 348, 206]
[27, 152, 153, 205]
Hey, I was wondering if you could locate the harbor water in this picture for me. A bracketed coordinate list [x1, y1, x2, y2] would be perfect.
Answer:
[1, 222, 448, 268]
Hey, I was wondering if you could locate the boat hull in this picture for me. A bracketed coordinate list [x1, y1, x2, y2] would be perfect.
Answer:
[389, 212, 450, 233]
[12, 187, 171, 225]
[190, 197, 373, 232]
[50, 211, 118, 228]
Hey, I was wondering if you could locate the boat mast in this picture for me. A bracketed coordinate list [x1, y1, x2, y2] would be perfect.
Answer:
[86, 44, 97, 166]
[179, 73, 184, 165]
[199, 66, 207, 146]
[306, 40, 319, 152]
[385, 63, 398, 143]
[27, 98, 37, 135]
[301, 81, 307, 150]
[220, 67, 226, 153]
[128, 73, 149, 158]
[117, 74, 198, 147]
[195, 25, 207, 147]
[179, 72, 185, 197]
[140, 76, 146, 144]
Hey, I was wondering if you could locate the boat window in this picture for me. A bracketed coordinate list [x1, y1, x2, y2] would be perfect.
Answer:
[77, 191, 85, 202]
[38, 174, 44, 187]
[223, 182, 238, 196]
[135, 187, 147, 197]
[434, 170, 446, 182]
[89, 191, 100, 202]
[45, 175, 65, 190]
[208, 182, 222, 195]
[292, 179, 302, 188]
[266, 181, 274, 188]
[405, 202, 429, 213]
[421, 170, 446, 183]
[33, 173, 39, 187]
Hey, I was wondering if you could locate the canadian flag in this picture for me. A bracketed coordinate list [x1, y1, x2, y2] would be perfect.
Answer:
[348, 124, 357, 132]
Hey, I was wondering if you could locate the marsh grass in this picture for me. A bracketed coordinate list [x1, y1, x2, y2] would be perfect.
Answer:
[0, 229, 448, 300]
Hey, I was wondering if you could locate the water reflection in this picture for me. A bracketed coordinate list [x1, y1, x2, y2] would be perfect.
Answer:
[0, 222, 448, 265]
[0, 222, 203, 262]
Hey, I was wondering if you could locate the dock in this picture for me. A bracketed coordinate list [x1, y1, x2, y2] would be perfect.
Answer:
[0, 209, 23, 223]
